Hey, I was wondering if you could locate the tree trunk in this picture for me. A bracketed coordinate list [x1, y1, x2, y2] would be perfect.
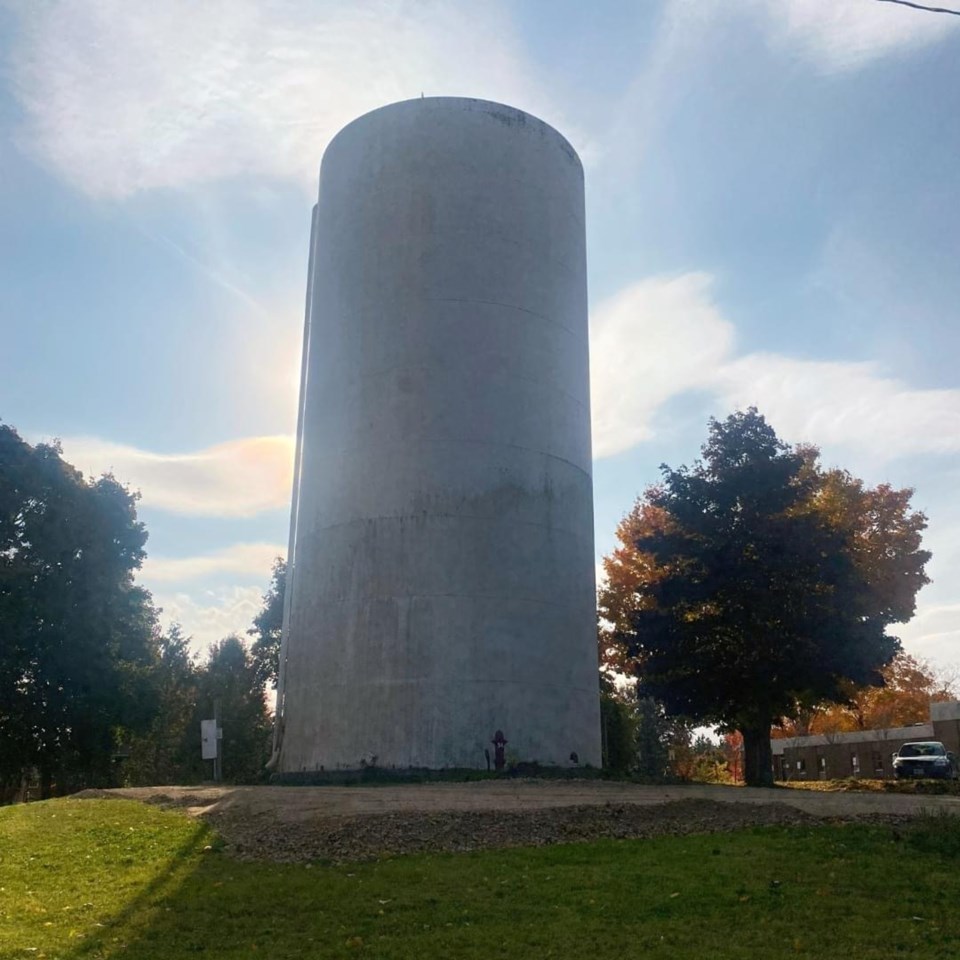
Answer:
[39, 763, 53, 800]
[741, 723, 774, 788]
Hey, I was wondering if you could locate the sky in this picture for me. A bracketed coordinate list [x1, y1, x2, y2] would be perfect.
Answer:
[1, 0, 958, 674]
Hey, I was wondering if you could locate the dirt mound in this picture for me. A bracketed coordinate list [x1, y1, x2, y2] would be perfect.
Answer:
[75, 787, 222, 810]
[76, 779, 955, 862]
[204, 797, 818, 863]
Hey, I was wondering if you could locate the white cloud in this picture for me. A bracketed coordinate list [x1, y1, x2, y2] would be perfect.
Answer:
[142, 542, 286, 583]
[716, 354, 960, 458]
[897, 602, 960, 669]
[6, 0, 572, 198]
[749, 0, 955, 73]
[57, 434, 294, 517]
[153, 585, 266, 658]
[589, 270, 960, 464]
[598, 0, 955, 180]
[590, 273, 734, 458]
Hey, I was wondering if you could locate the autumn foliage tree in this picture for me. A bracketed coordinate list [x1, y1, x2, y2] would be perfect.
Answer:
[600, 409, 931, 787]
[774, 652, 956, 738]
[718, 731, 742, 780]
[598, 500, 673, 676]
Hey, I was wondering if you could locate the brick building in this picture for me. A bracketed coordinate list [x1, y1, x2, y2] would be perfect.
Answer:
[771, 701, 960, 781]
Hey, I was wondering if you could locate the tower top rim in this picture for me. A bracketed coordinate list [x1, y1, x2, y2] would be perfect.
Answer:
[320, 97, 582, 175]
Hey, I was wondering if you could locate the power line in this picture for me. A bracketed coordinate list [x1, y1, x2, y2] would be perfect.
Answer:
[874, 0, 960, 15]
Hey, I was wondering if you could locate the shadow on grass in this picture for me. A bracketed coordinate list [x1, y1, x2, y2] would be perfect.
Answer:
[66, 819, 215, 959]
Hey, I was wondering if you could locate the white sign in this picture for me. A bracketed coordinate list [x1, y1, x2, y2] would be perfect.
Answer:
[200, 719, 219, 760]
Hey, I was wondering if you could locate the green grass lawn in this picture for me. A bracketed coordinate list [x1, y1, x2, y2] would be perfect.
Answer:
[1, 798, 959, 959]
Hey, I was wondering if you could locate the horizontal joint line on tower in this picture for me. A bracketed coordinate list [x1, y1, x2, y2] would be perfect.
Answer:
[310, 678, 602, 692]
[424, 297, 586, 343]
[304, 513, 592, 540]
[309, 440, 593, 484]
[288, 591, 593, 609]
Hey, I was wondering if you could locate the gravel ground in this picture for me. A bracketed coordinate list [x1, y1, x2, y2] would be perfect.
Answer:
[77, 780, 959, 863]
[204, 798, 827, 862]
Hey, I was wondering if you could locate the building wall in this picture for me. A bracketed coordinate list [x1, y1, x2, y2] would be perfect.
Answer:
[278, 98, 601, 772]
[772, 702, 960, 780]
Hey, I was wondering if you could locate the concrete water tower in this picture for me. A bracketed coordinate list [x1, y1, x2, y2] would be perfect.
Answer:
[274, 97, 600, 772]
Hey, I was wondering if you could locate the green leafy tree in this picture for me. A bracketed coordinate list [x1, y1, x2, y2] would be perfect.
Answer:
[195, 636, 271, 783]
[634, 696, 670, 779]
[124, 625, 200, 786]
[609, 409, 930, 787]
[249, 557, 285, 690]
[599, 677, 637, 774]
[0, 425, 159, 797]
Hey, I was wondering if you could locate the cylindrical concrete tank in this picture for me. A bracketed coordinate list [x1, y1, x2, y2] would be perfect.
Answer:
[277, 97, 600, 772]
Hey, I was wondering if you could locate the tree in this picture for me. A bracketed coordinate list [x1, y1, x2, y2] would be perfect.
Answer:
[599, 676, 637, 774]
[634, 696, 670, 779]
[598, 501, 672, 677]
[195, 636, 271, 783]
[684, 734, 733, 784]
[249, 557, 285, 690]
[123, 624, 200, 786]
[0, 425, 159, 797]
[720, 731, 743, 783]
[774, 652, 957, 737]
[603, 409, 930, 787]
